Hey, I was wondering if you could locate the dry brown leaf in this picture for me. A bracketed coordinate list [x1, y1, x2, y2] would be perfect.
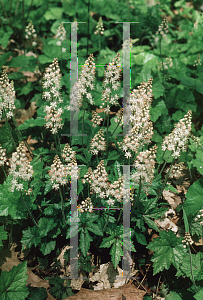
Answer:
[15, 101, 37, 126]
[162, 190, 181, 209]
[21, 70, 38, 82]
[96, 107, 116, 115]
[25, 51, 37, 58]
[63, 282, 146, 300]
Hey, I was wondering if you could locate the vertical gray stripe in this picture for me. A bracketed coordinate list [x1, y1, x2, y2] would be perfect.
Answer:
[70, 164, 79, 279]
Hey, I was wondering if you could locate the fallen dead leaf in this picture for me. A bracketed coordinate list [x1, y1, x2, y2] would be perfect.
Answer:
[96, 107, 116, 115]
[63, 282, 146, 300]
[14, 101, 37, 126]
[162, 190, 181, 209]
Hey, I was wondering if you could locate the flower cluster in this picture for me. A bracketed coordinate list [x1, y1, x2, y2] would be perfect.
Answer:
[193, 53, 201, 67]
[162, 110, 192, 158]
[152, 18, 169, 46]
[89, 160, 109, 199]
[157, 57, 173, 71]
[44, 102, 63, 134]
[0, 144, 7, 166]
[155, 18, 169, 38]
[182, 232, 194, 248]
[68, 54, 96, 112]
[78, 197, 93, 213]
[107, 174, 133, 204]
[100, 53, 122, 112]
[42, 59, 64, 134]
[82, 167, 93, 184]
[61, 143, 76, 164]
[91, 110, 103, 128]
[0, 70, 16, 121]
[117, 78, 154, 156]
[48, 155, 69, 190]
[56, 23, 66, 47]
[25, 20, 37, 47]
[194, 209, 203, 225]
[89, 129, 106, 155]
[42, 58, 63, 103]
[165, 162, 184, 179]
[8, 142, 34, 193]
[94, 17, 104, 35]
[131, 145, 158, 194]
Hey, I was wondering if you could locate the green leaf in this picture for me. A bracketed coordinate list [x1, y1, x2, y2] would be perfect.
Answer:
[79, 228, 93, 257]
[21, 226, 41, 250]
[27, 286, 48, 300]
[40, 240, 56, 255]
[0, 26, 13, 49]
[182, 208, 189, 232]
[43, 7, 63, 20]
[38, 218, 57, 237]
[184, 179, 203, 220]
[165, 291, 182, 299]
[150, 100, 167, 122]
[134, 232, 147, 245]
[0, 124, 15, 153]
[194, 288, 203, 300]
[147, 230, 184, 275]
[110, 239, 123, 269]
[100, 235, 115, 248]
[76, 154, 87, 164]
[175, 251, 201, 281]
[18, 118, 45, 130]
[0, 226, 8, 247]
[44, 180, 52, 195]
[0, 261, 29, 299]
[107, 150, 120, 161]
[0, 176, 26, 219]
[143, 215, 159, 231]
[86, 223, 103, 236]
[0, 52, 11, 69]
[152, 81, 165, 99]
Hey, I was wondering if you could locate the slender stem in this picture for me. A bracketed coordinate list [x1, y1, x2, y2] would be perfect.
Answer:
[159, 36, 165, 84]
[2, 166, 7, 178]
[20, 191, 38, 228]
[22, 0, 25, 55]
[82, 98, 86, 147]
[15, 0, 20, 16]
[202, 225, 203, 246]
[56, 132, 62, 155]
[3, 109, 17, 150]
[155, 151, 165, 176]
[96, 155, 99, 166]
[112, 121, 120, 137]
[0, 0, 8, 18]
[26, 0, 33, 20]
[9, 0, 12, 26]
[86, 0, 90, 57]
[106, 113, 110, 157]
[117, 208, 123, 224]
[187, 244, 199, 293]
[12, 116, 33, 158]
[103, 208, 110, 232]
[137, 176, 142, 202]
[8, 219, 13, 249]
[59, 186, 66, 226]
[159, 151, 172, 175]
[54, 134, 59, 156]
[156, 157, 176, 202]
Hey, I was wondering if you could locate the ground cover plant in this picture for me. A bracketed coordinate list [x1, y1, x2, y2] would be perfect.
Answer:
[1, 0, 203, 299]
